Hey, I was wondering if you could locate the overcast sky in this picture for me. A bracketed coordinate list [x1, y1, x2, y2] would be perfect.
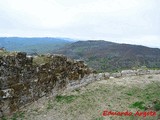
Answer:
[0, 0, 160, 48]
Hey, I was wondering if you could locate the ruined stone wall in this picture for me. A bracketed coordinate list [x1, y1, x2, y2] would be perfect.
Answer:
[1, 52, 160, 117]
[0, 52, 92, 117]
[91, 69, 160, 81]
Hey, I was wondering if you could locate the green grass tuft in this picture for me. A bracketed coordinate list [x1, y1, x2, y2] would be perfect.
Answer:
[129, 101, 145, 110]
[55, 95, 78, 103]
[154, 102, 160, 111]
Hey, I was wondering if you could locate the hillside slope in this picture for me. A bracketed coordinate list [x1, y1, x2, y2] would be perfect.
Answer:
[54, 40, 160, 72]
[6, 74, 160, 120]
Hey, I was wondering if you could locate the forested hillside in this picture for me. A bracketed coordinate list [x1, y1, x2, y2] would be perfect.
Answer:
[54, 40, 160, 72]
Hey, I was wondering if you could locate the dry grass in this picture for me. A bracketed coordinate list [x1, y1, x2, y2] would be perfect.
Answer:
[4, 74, 160, 120]
[32, 55, 51, 65]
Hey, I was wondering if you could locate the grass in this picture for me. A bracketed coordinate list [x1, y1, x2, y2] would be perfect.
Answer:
[33, 55, 51, 65]
[1, 117, 7, 120]
[95, 117, 105, 120]
[148, 76, 153, 79]
[0, 51, 17, 56]
[129, 101, 145, 110]
[47, 100, 53, 110]
[2, 112, 25, 120]
[154, 102, 160, 111]
[50, 79, 160, 120]
[4, 75, 160, 120]
[55, 95, 78, 103]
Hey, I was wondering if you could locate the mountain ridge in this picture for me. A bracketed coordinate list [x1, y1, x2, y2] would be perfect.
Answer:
[54, 40, 160, 72]
[0, 37, 75, 54]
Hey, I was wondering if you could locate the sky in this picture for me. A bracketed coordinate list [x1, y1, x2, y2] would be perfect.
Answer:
[0, 0, 160, 48]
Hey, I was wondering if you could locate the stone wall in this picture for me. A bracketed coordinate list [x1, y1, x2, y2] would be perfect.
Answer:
[1, 52, 160, 117]
[95, 69, 160, 80]
[65, 69, 160, 91]
[0, 52, 92, 117]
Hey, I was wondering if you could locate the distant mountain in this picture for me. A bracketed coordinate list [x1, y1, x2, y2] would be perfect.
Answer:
[54, 40, 160, 72]
[0, 37, 75, 54]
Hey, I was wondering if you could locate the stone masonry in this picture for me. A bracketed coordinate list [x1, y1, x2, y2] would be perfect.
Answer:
[0, 52, 92, 117]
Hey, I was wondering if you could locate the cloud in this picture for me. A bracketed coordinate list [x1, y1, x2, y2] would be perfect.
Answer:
[0, 0, 159, 48]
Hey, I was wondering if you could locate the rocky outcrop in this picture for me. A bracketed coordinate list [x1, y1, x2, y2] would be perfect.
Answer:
[0, 52, 92, 117]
